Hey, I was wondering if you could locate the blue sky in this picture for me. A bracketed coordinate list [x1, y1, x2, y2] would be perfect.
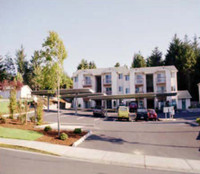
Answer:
[0, 0, 200, 76]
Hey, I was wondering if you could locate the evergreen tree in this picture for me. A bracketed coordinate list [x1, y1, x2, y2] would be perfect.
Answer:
[9, 87, 17, 119]
[0, 56, 7, 82]
[147, 47, 163, 66]
[88, 61, 96, 69]
[77, 59, 89, 70]
[4, 54, 16, 80]
[131, 53, 146, 68]
[114, 62, 120, 67]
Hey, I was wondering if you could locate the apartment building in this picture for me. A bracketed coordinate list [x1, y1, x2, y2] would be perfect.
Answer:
[72, 66, 178, 110]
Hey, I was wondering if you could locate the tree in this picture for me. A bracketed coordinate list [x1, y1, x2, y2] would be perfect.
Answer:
[77, 59, 89, 70]
[9, 87, 17, 119]
[88, 61, 96, 69]
[165, 34, 182, 66]
[114, 62, 120, 67]
[0, 56, 7, 82]
[15, 45, 27, 75]
[4, 54, 16, 80]
[131, 53, 146, 68]
[41, 31, 67, 136]
[61, 72, 73, 89]
[147, 47, 163, 66]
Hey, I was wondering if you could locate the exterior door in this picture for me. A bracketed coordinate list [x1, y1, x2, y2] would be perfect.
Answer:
[182, 99, 186, 110]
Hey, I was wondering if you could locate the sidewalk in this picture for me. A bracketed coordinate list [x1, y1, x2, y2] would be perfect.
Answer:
[0, 138, 200, 173]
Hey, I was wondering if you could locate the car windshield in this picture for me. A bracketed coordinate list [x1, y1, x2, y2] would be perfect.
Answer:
[137, 108, 147, 112]
[148, 110, 155, 114]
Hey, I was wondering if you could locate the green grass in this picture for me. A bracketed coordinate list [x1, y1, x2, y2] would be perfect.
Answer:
[0, 126, 43, 140]
[0, 143, 59, 156]
[0, 101, 9, 114]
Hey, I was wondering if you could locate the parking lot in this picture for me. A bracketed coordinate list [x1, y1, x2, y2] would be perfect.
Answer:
[44, 109, 200, 160]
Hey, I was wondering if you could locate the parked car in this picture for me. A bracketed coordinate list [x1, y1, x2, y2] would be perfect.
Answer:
[129, 101, 137, 112]
[135, 108, 148, 121]
[93, 106, 105, 117]
[147, 109, 158, 121]
[118, 105, 130, 121]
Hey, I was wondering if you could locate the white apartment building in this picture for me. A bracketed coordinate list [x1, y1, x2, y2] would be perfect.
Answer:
[72, 66, 178, 110]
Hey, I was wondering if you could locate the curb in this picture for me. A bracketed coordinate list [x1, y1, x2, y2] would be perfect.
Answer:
[72, 131, 92, 147]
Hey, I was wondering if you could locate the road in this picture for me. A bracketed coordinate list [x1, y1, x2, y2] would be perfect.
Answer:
[0, 149, 188, 174]
[44, 109, 200, 160]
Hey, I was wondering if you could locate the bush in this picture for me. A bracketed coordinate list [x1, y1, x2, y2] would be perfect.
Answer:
[9, 88, 17, 119]
[44, 126, 52, 132]
[36, 99, 43, 125]
[59, 132, 68, 140]
[30, 116, 35, 123]
[0, 116, 6, 124]
[18, 114, 26, 124]
[196, 118, 200, 125]
[74, 128, 82, 134]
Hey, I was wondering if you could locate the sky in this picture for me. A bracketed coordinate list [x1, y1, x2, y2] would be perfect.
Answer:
[0, 0, 200, 76]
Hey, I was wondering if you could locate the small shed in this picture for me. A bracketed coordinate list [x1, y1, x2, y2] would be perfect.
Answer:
[177, 90, 192, 110]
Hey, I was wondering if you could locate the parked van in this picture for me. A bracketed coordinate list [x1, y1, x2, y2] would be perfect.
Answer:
[118, 105, 130, 121]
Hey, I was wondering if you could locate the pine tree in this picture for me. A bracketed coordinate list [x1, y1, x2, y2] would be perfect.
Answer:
[147, 47, 163, 66]
[131, 53, 146, 68]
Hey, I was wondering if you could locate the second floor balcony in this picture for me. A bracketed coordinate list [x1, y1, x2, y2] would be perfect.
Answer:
[157, 77, 166, 84]
[103, 79, 112, 86]
[83, 79, 92, 87]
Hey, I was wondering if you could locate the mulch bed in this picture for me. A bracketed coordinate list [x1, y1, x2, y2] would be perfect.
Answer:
[0, 119, 87, 146]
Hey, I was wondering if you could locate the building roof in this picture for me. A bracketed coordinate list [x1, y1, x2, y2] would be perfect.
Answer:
[131, 66, 178, 73]
[72, 66, 129, 77]
[177, 90, 192, 99]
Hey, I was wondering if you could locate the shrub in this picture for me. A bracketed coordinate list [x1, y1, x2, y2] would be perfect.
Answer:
[196, 118, 200, 125]
[36, 99, 43, 125]
[44, 126, 52, 132]
[74, 128, 82, 134]
[0, 116, 6, 124]
[18, 114, 26, 124]
[59, 132, 68, 140]
[30, 116, 36, 123]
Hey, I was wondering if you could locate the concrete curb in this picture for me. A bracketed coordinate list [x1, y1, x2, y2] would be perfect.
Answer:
[0, 138, 200, 173]
[72, 131, 92, 147]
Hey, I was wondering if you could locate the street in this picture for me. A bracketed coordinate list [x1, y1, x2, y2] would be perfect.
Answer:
[0, 148, 188, 174]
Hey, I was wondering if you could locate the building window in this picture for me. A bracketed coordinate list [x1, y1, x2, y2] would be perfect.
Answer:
[157, 86, 166, 93]
[85, 76, 91, 85]
[171, 86, 176, 91]
[171, 72, 175, 78]
[125, 88, 130, 94]
[135, 86, 143, 93]
[106, 87, 112, 95]
[74, 76, 78, 82]
[119, 73, 123, 79]
[119, 86, 123, 92]
[105, 74, 111, 84]
[125, 75, 130, 81]
[136, 74, 143, 84]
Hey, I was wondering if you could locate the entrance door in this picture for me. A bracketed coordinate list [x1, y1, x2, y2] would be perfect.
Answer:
[147, 99, 154, 109]
[107, 100, 112, 109]
[182, 99, 186, 110]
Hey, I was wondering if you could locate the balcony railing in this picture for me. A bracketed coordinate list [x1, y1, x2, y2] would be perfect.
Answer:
[135, 90, 144, 93]
[135, 79, 143, 85]
[103, 79, 112, 85]
[105, 90, 112, 95]
[157, 77, 166, 83]
[83, 80, 92, 87]
[157, 89, 166, 93]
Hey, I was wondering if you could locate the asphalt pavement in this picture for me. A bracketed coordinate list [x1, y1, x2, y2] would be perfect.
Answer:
[43, 109, 200, 160]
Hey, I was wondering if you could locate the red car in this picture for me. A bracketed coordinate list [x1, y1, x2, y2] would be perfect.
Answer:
[147, 109, 158, 121]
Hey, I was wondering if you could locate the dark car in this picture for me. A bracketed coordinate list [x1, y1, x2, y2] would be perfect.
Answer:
[147, 109, 158, 121]
[135, 108, 148, 121]
[129, 101, 137, 112]
[93, 106, 105, 117]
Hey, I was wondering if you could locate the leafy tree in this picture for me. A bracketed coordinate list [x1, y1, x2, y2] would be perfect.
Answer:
[131, 53, 146, 68]
[15, 72, 23, 83]
[147, 47, 163, 66]
[77, 59, 89, 70]
[114, 62, 120, 67]
[9, 87, 17, 119]
[88, 61, 96, 69]
[61, 72, 73, 89]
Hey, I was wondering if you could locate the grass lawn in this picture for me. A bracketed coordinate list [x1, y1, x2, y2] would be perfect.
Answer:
[0, 126, 43, 140]
[0, 101, 9, 114]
